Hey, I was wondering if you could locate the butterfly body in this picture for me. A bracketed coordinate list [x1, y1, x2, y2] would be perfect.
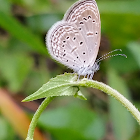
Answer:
[46, 0, 101, 79]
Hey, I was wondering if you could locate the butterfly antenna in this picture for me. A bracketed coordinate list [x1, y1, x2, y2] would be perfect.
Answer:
[96, 49, 127, 63]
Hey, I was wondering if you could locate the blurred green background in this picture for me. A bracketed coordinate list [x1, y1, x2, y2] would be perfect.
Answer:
[0, 0, 140, 140]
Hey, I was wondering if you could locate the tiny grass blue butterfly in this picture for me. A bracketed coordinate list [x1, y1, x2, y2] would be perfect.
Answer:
[46, 0, 126, 79]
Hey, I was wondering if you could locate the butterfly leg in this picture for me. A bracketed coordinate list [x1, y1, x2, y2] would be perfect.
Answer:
[84, 75, 87, 78]
[89, 73, 94, 80]
[87, 74, 90, 79]
[78, 75, 81, 80]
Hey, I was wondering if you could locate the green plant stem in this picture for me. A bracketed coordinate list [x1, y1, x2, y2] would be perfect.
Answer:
[25, 75, 140, 140]
[77, 79, 140, 124]
[26, 97, 55, 140]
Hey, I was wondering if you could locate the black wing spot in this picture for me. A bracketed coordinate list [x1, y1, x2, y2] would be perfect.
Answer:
[79, 28, 82, 30]
[93, 20, 95, 23]
[73, 65, 75, 66]
[83, 52, 85, 54]
[73, 37, 76, 40]
[77, 56, 79, 59]
[74, 60, 76, 62]
[66, 60, 68, 62]
[95, 32, 98, 35]
[66, 36, 69, 39]
[83, 17, 87, 20]
[62, 45, 65, 47]
[84, 61, 86, 63]
[64, 50, 66, 52]
[80, 21, 84, 24]
[63, 54, 66, 56]
[80, 42, 83, 45]
[88, 15, 91, 19]
[63, 40, 66, 43]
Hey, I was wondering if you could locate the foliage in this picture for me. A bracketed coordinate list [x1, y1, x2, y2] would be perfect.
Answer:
[0, 0, 140, 140]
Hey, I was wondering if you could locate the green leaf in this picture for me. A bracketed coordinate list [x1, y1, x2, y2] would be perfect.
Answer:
[0, 117, 15, 140]
[23, 73, 86, 102]
[98, 0, 140, 14]
[0, 117, 7, 140]
[26, 14, 62, 33]
[127, 42, 140, 68]
[0, 50, 33, 92]
[107, 68, 135, 140]
[0, 12, 47, 55]
[0, 0, 11, 14]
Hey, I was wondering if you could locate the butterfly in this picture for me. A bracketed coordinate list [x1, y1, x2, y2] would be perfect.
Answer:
[46, 0, 126, 79]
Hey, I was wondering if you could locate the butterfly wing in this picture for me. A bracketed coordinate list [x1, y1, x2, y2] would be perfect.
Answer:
[46, 0, 101, 73]
[64, 0, 101, 67]
[46, 21, 89, 71]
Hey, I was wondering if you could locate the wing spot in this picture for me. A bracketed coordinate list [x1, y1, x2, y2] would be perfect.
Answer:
[77, 56, 79, 59]
[66, 36, 69, 39]
[63, 54, 66, 56]
[87, 32, 94, 36]
[66, 60, 68, 62]
[83, 52, 85, 54]
[80, 21, 84, 24]
[83, 17, 87, 20]
[79, 28, 82, 30]
[63, 40, 66, 43]
[88, 15, 91, 19]
[64, 50, 65, 52]
[95, 32, 98, 35]
[73, 37, 76, 40]
[93, 20, 95, 23]
[80, 42, 83, 45]
[84, 61, 86, 63]
[62, 45, 65, 47]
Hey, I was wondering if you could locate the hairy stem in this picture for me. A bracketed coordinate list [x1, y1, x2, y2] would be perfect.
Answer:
[76, 79, 140, 124]
[26, 97, 55, 140]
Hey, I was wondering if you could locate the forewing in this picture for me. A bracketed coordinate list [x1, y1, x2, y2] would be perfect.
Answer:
[64, 0, 101, 67]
